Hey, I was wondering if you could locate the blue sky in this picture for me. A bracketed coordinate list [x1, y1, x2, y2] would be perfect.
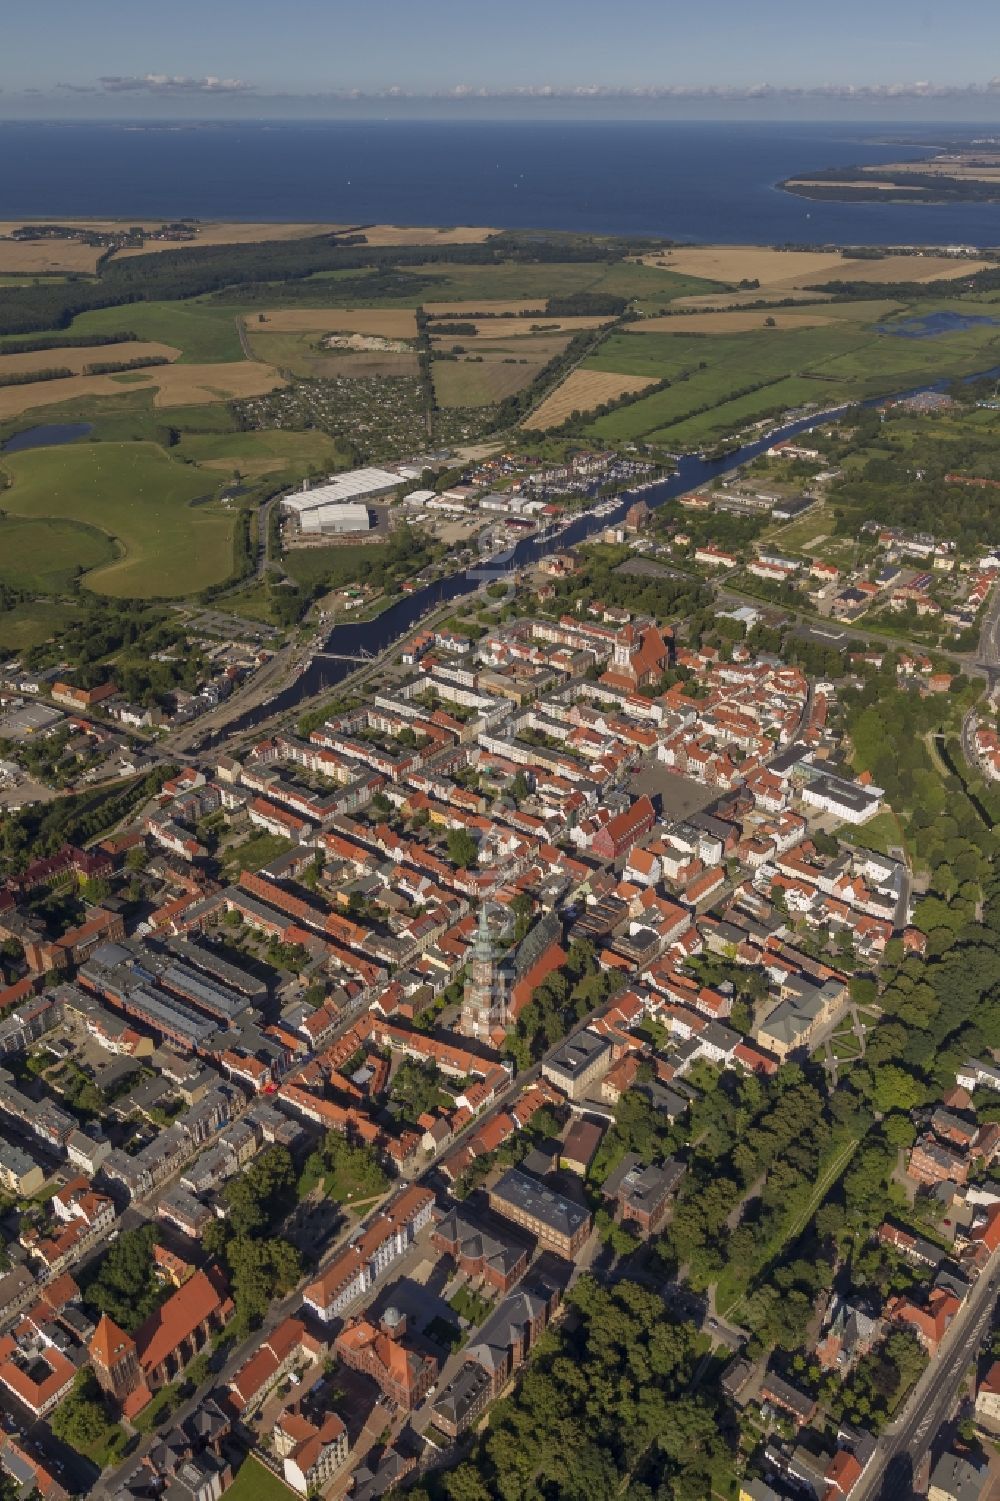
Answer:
[6, 0, 1000, 118]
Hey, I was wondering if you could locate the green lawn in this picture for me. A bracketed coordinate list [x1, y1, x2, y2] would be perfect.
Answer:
[0, 516, 116, 593]
[0, 440, 237, 597]
[837, 809, 907, 857]
[224, 1457, 293, 1501]
[224, 832, 294, 874]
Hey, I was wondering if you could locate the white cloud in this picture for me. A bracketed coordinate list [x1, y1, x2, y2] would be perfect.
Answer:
[96, 74, 253, 94]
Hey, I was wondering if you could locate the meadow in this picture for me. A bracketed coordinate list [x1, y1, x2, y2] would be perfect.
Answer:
[19, 299, 247, 363]
[0, 517, 116, 593]
[175, 428, 347, 479]
[582, 302, 1000, 446]
[0, 441, 237, 597]
[432, 358, 542, 408]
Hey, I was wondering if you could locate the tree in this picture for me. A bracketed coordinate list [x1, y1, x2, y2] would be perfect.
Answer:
[509, 771, 531, 804]
[87, 1223, 160, 1331]
[447, 828, 478, 868]
[872, 1064, 926, 1115]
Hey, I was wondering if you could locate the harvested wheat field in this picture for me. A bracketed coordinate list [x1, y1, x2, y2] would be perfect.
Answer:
[641, 244, 993, 293]
[112, 222, 351, 257]
[0, 340, 180, 378]
[256, 308, 418, 338]
[638, 246, 852, 290]
[784, 180, 926, 193]
[0, 358, 285, 419]
[433, 336, 572, 363]
[424, 299, 547, 317]
[0, 239, 103, 275]
[0, 374, 146, 420]
[672, 288, 835, 310]
[527, 369, 657, 429]
[813, 254, 993, 283]
[149, 361, 286, 407]
[635, 309, 837, 334]
[433, 316, 609, 341]
[353, 225, 498, 247]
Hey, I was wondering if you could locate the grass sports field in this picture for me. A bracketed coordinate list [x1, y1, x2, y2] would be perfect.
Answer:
[0, 441, 237, 597]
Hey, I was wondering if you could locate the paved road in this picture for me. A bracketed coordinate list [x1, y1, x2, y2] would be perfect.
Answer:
[852, 1264, 1000, 1501]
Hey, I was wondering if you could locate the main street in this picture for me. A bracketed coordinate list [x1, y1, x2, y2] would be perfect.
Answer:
[851, 1264, 1000, 1501]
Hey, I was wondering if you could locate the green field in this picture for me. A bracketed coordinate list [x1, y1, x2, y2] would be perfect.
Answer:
[0, 387, 243, 450]
[282, 541, 389, 590]
[1, 297, 245, 363]
[582, 305, 1000, 447]
[403, 259, 711, 306]
[176, 428, 348, 478]
[0, 600, 82, 652]
[432, 357, 540, 407]
[0, 516, 116, 593]
[0, 441, 237, 597]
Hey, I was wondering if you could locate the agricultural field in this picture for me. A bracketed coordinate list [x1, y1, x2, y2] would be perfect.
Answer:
[110, 220, 351, 256]
[0, 239, 103, 275]
[638, 308, 836, 334]
[252, 308, 419, 337]
[430, 315, 609, 341]
[0, 441, 237, 597]
[582, 304, 1000, 448]
[528, 368, 657, 428]
[636, 245, 991, 293]
[0, 340, 179, 379]
[423, 298, 547, 316]
[0, 298, 245, 363]
[432, 358, 542, 408]
[341, 223, 499, 247]
[0, 359, 284, 420]
[0, 516, 116, 593]
[175, 428, 349, 479]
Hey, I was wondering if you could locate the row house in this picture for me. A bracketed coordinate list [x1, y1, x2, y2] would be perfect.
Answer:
[302, 1185, 434, 1322]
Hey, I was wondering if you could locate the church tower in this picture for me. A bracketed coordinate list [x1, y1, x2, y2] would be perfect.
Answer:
[461, 906, 511, 1041]
[90, 1313, 141, 1403]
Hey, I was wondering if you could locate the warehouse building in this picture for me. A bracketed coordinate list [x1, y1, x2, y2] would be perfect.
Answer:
[284, 467, 401, 518]
[300, 503, 372, 536]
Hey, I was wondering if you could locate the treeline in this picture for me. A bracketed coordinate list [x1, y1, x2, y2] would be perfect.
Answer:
[0, 366, 73, 389]
[811, 261, 1000, 300]
[84, 355, 169, 375]
[0, 330, 139, 356]
[545, 291, 628, 316]
[0, 229, 635, 337]
[784, 165, 1000, 205]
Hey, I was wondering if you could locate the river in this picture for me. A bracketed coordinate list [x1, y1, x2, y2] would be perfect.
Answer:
[212, 362, 1000, 745]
